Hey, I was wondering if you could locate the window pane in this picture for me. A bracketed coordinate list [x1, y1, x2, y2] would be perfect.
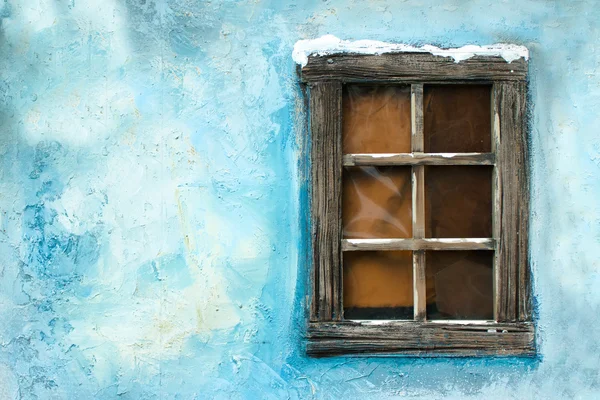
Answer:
[426, 251, 494, 320]
[344, 251, 413, 320]
[424, 85, 491, 153]
[425, 166, 492, 238]
[343, 85, 411, 154]
[343, 166, 412, 239]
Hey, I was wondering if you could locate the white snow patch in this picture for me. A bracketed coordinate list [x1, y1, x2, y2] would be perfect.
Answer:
[293, 35, 529, 67]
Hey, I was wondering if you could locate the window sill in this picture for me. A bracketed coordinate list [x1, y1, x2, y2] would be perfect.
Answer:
[306, 320, 535, 357]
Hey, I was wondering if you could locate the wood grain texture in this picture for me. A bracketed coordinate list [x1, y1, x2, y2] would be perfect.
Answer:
[304, 52, 532, 356]
[411, 84, 424, 152]
[343, 152, 495, 166]
[307, 321, 535, 357]
[413, 251, 426, 321]
[342, 238, 495, 251]
[494, 82, 530, 322]
[412, 166, 425, 239]
[301, 54, 528, 83]
[310, 82, 343, 321]
[516, 84, 531, 322]
[492, 86, 501, 320]
[411, 83, 427, 321]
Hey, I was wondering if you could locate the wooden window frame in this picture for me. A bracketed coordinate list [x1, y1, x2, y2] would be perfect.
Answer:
[301, 52, 534, 357]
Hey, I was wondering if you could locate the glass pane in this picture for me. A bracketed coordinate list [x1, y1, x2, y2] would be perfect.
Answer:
[424, 85, 491, 153]
[343, 85, 411, 154]
[426, 251, 494, 320]
[343, 166, 412, 239]
[344, 251, 414, 319]
[425, 166, 492, 238]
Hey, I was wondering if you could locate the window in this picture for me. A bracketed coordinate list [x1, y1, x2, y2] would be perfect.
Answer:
[301, 51, 533, 356]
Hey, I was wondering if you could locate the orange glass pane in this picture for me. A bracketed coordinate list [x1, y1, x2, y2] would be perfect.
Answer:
[425, 166, 492, 238]
[426, 251, 494, 320]
[344, 251, 413, 319]
[424, 85, 491, 153]
[343, 166, 412, 239]
[343, 85, 411, 153]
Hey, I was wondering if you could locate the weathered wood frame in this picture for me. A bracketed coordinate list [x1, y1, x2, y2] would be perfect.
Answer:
[303, 53, 533, 357]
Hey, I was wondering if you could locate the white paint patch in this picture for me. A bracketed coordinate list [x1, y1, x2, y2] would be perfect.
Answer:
[292, 35, 529, 67]
[20, 0, 57, 33]
[351, 320, 412, 325]
[428, 320, 496, 324]
[345, 239, 399, 245]
[345, 238, 492, 244]
[51, 186, 106, 236]
[438, 153, 460, 158]
[357, 153, 414, 158]
[353, 320, 499, 325]
[23, 80, 136, 147]
[0, 363, 18, 400]
[433, 238, 492, 244]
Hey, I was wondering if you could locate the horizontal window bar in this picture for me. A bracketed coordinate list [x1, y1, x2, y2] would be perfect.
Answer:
[349, 319, 497, 325]
[342, 153, 495, 166]
[309, 320, 533, 331]
[307, 321, 535, 357]
[342, 238, 495, 251]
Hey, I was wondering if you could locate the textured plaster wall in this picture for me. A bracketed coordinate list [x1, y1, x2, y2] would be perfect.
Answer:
[0, 0, 599, 398]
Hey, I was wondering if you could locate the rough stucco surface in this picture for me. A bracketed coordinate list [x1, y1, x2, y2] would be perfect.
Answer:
[0, 0, 599, 398]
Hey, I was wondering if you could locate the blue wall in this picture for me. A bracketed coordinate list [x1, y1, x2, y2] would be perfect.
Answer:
[1, 0, 599, 398]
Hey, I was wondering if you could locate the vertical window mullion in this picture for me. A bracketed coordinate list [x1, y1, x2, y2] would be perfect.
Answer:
[411, 84, 427, 321]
